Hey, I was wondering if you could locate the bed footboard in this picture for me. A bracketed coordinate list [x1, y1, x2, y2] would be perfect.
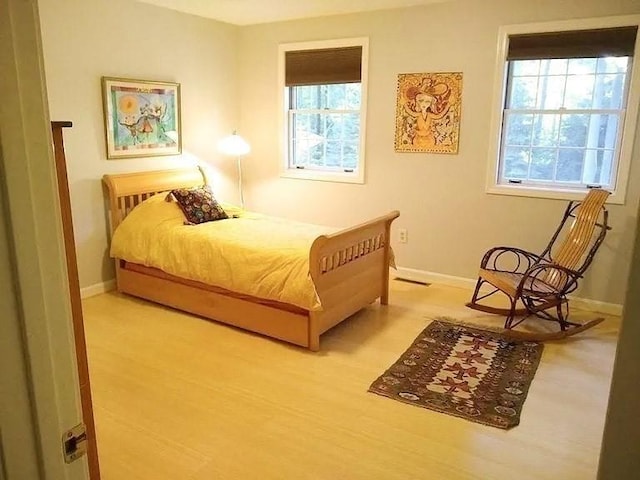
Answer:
[308, 210, 400, 348]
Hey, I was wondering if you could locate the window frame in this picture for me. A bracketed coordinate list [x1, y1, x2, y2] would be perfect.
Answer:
[486, 15, 640, 204]
[278, 37, 369, 184]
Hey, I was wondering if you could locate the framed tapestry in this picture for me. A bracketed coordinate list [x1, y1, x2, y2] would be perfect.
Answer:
[394, 72, 463, 154]
[102, 77, 181, 159]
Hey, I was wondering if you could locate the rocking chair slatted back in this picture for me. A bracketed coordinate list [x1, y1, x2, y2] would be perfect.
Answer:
[545, 188, 610, 288]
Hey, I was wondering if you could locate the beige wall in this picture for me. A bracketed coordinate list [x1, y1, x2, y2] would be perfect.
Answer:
[37, 0, 639, 304]
[38, 0, 239, 289]
[237, 0, 640, 304]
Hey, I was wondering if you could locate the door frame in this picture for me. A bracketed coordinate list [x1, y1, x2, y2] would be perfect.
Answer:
[0, 0, 89, 478]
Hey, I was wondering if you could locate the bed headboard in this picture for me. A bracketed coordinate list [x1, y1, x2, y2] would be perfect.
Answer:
[102, 167, 205, 233]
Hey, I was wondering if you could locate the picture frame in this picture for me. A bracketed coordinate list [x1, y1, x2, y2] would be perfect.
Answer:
[101, 77, 182, 159]
[394, 72, 463, 154]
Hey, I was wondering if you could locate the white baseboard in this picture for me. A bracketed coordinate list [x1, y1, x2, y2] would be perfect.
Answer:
[568, 297, 622, 316]
[80, 279, 116, 299]
[394, 267, 476, 290]
[393, 266, 622, 316]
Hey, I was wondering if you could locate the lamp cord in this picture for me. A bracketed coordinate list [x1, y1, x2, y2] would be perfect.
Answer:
[237, 156, 244, 210]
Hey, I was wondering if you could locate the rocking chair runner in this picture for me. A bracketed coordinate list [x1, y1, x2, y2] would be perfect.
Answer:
[466, 188, 611, 341]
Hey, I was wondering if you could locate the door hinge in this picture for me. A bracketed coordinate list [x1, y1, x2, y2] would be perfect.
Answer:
[62, 423, 87, 463]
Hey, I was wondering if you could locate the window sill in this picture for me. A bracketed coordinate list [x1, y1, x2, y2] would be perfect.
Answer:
[281, 168, 364, 184]
[486, 184, 624, 205]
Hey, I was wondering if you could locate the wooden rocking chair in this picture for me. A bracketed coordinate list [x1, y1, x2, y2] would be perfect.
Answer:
[466, 188, 611, 341]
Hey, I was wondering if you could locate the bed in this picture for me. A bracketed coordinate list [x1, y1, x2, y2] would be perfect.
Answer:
[103, 167, 399, 351]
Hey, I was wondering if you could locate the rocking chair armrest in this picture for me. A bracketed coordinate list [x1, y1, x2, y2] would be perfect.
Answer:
[480, 246, 541, 272]
[519, 263, 582, 296]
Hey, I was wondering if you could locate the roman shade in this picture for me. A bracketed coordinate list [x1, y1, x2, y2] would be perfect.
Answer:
[285, 46, 362, 87]
[507, 26, 638, 60]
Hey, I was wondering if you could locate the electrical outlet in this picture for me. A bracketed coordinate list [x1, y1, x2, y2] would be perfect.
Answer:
[398, 228, 408, 243]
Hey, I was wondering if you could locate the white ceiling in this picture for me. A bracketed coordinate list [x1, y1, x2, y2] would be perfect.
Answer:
[136, 0, 452, 26]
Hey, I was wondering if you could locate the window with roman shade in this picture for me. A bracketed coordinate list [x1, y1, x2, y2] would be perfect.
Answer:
[487, 17, 640, 204]
[279, 38, 369, 184]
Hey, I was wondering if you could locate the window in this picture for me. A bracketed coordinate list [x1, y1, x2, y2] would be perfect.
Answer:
[487, 18, 640, 203]
[279, 38, 368, 184]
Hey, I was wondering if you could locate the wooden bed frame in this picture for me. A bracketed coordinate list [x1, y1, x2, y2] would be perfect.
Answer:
[103, 167, 399, 351]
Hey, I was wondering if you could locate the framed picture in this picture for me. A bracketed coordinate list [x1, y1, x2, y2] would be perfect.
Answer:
[394, 72, 463, 154]
[101, 77, 182, 159]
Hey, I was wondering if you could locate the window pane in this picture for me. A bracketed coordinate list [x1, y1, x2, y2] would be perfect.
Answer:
[598, 150, 614, 186]
[307, 113, 324, 135]
[345, 84, 361, 109]
[597, 57, 629, 74]
[504, 114, 533, 146]
[503, 146, 530, 179]
[530, 148, 556, 180]
[309, 143, 324, 166]
[541, 59, 567, 76]
[595, 114, 619, 149]
[343, 143, 359, 169]
[293, 112, 308, 135]
[291, 113, 311, 142]
[344, 113, 360, 140]
[325, 141, 342, 167]
[567, 58, 596, 75]
[559, 114, 589, 147]
[324, 83, 363, 110]
[512, 60, 540, 76]
[532, 114, 560, 147]
[556, 148, 584, 182]
[508, 76, 538, 108]
[326, 84, 346, 109]
[536, 75, 565, 109]
[595, 74, 626, 109]
[583, 149, 614, 185]
[291, 112, 324, 164]
[564, 74, 595, 109]
[326, 113, 343, 140]
[291, 143, 308, 166]
[293, 86, 321, 109]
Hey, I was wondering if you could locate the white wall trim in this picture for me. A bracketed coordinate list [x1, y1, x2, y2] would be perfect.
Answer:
[393, 266, 623, 316]
[395, 266, 476, 290]
[569, 297, 623, 317]
[80, 279, 116, 299]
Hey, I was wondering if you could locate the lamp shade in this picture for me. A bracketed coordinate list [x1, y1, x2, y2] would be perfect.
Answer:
[217, 131, 251, 156]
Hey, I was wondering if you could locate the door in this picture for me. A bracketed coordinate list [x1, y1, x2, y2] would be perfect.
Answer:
[0, 0, 90, 478]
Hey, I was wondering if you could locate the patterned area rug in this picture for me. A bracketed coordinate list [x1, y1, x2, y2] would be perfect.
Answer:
[368, 318, 544, 429]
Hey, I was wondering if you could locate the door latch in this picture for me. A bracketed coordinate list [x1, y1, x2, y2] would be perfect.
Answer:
[62, 423, 87, 463]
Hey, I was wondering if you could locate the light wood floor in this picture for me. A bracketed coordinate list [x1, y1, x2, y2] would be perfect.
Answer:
[82, 280, 620, 480]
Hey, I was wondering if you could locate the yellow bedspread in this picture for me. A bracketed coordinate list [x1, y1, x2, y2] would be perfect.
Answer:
[110, 194, 336, 311]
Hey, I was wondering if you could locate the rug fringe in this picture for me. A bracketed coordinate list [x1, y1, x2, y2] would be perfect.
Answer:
[427, 316, 525, 339]
[427, 315, 603, 342]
